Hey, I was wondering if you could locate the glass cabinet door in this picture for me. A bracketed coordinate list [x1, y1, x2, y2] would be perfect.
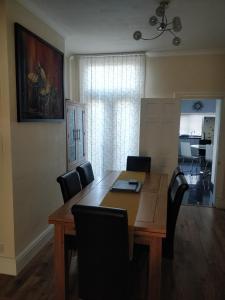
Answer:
[66, 101, 86, 170]
[76, 106, 85, 161]
[67, 106, 76, 163]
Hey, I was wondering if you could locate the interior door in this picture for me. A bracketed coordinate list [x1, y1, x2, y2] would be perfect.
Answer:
[139, 98, 180, 178]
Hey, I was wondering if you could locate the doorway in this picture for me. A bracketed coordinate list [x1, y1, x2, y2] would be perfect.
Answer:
[178, 99, 221, 206]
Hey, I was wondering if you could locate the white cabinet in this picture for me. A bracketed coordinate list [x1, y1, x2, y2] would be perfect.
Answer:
[66, 101, 86, 170]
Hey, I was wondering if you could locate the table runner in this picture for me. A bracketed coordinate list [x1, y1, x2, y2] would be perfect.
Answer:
[100, 171, 146, 258]
[100, 171, 145, 225]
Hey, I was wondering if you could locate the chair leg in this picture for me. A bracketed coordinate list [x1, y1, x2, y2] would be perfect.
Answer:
[162, 238, 174, 259]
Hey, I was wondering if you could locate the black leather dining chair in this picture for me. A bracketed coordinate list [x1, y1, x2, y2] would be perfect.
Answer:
[71, 204, 130, 300]
[168, 166, 184, 195]
[163, 174, 189, 259]
[76, 161, 94, 188]
[126, 156, 151, 172]
[57, 169, 82, 203]
[56, 170, 82, 266]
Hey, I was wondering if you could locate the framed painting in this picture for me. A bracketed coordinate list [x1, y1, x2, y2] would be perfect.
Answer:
[15, 23, 64, 121]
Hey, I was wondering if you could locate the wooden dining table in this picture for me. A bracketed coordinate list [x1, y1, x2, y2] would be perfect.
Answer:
[48, 170, 168, 300]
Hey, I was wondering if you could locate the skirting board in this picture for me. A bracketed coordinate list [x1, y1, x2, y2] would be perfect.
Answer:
[16, 224, 54, 275]
[0, 256, 17, 276]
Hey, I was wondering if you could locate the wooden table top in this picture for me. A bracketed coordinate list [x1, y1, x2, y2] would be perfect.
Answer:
[49, 171, 168, 238]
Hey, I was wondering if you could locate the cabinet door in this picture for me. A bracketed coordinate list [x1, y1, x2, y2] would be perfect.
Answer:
[67, 106, 76, 164]
[66, 101, 86, 170]
[76, 106, 86, 161]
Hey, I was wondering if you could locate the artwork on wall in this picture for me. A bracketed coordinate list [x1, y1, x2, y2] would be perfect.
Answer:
[14, 23, 64, 122]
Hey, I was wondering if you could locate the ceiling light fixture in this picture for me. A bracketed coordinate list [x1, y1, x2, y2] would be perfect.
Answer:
[133, 0, 182, 46]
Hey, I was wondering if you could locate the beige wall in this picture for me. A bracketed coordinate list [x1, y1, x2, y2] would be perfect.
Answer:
[0, 0, 67, 274]
[144, 54, 225, 208]
[0, 0, 16, 268]
[145, 54, 225, 98]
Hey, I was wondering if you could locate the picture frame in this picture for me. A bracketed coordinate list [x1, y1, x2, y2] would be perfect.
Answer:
[15, 23, 64, 122]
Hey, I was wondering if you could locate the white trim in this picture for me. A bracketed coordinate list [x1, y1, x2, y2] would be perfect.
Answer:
[173, 92, 225, 100]
[16, 225, 54, 274]
[146, 49, 225, 58]
[0, 256, 17, 275]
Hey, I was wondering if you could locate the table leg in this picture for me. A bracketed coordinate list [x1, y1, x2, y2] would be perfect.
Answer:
[54, 224, 67, 300]
[148, 237, 162, 300]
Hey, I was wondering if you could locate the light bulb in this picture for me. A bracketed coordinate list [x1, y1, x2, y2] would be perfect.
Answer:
[133, 31, 142, 40]
[156, 5, 165, 17]
[172, 36, 181, 46]
[149, 16, 158, 26]
[172, 17, 182, 32]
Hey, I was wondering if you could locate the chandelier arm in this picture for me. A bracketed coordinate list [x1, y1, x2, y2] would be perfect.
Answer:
[168, 29, 177, 37]
[141, 29, 165, 41]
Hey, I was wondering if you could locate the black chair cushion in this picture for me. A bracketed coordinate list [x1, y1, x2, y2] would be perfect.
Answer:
[57, 170, 82, 203]
[77, 161, 94, 188]
[126, 156, 151, 172]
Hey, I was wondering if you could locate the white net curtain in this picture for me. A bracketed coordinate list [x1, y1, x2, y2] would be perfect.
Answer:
[79, 54, 145, 177]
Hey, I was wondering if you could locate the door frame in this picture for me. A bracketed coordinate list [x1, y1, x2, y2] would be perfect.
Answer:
[174, 92, 225, 209]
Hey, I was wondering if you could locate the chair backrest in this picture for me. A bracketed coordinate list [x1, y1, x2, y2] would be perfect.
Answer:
[76, 161, 94, 188]
[168, 166, 184, 194]
[71, 204, 129, 300]
[167, 174, 189, 236]
[56, 170, 82, 203]
[126, 156, 151, 172]
[205, 144, 213, 162]
[180, 142, 192, 158]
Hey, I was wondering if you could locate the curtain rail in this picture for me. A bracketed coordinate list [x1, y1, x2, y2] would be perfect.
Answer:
[70, 52, 146, 58]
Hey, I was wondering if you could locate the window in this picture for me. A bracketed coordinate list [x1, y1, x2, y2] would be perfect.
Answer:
[79, 54, 145, 176]
[180, 114, 203, 136]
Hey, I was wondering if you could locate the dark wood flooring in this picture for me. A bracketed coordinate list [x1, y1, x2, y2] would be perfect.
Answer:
[0, 206, 225, 300]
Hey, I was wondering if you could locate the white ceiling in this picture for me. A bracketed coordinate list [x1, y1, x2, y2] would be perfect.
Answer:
[18, 0, 225, 55]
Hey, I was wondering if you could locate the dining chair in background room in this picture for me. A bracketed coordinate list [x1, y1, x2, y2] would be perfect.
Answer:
[163, 174, 189, 259]
[56, 170, 82, 267]
[76, 161, 94, 188]
[201, 144, 213, 190]
[180, 141, 199, 175]
[126, 156, 151, 172]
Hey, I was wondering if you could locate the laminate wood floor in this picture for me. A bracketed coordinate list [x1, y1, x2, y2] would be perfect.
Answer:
[0, 206, 224, 300]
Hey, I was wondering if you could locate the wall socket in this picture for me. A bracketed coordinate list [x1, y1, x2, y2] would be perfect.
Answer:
[0, 243, 5, 253]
